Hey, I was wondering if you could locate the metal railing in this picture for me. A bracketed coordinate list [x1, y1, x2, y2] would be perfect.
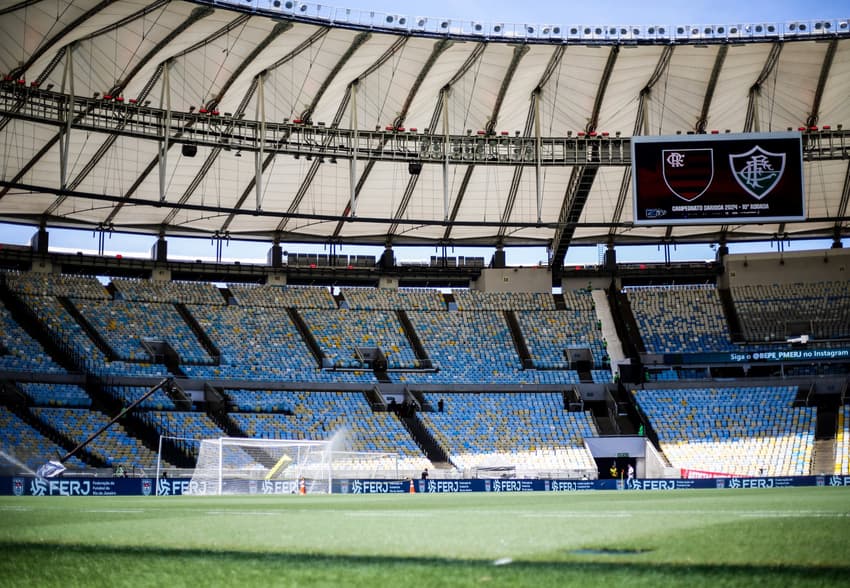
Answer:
[3, 84, 848, 167]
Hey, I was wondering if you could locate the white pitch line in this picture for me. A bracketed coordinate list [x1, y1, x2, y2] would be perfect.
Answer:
[83, 509, 146, 514]
[522, 512, 632, 518]
[345, 511, 433, 518]
[738, 512, 850, 518]
[205, 510, 285, 516]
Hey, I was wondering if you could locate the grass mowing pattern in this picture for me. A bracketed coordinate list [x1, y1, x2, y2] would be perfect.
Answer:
[1, 487, 848, 587]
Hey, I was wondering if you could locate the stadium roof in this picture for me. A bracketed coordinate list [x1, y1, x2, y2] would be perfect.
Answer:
[0, 0, 849, 266]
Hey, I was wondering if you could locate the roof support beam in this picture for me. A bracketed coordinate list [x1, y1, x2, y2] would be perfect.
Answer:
[255, 72, 266, 213]
[216, 28, 330, 233]
[159, 62, 171, 203]
[695, 44, 728, 134]
[160, 21, 292, 227]
[0, 3, 212, 204]
[608, 45, 674, 236]
[0, 0, 116, 134]
[547, 45, 618, 268]
[106, 11, 253, 225]
[806, 38, 838, 128]
[384, 39, 452, 239]
[744, 42, 782, 132]
[58, 44, 75, 192]
[836, 161, 850, 239]
[441, 165, 476, 242]
[273, 32, 372, 233]
[442, 90, 450, 222]
[497, 45, 563, 239]
[587, 45, 619, 133]
[3, 6, 229, 212]
[443, 43, 527, 243]
[349, 80, 359, 219]
[325, 34, 435, 236]
[43, 7, 216, 218]
[722, 41, 784, 242]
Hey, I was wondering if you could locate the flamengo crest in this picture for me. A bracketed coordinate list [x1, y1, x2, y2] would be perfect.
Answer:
[662, 148, 714, 201]
[729, 145, 785, 200]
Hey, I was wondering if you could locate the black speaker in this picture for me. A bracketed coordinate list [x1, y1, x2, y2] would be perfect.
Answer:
[379, 248, 395, 270]
[182, 144, 197, 157]
[618, 363, 644, 385]
[491, 249, 506, 269]
[408, 162, 422, 175]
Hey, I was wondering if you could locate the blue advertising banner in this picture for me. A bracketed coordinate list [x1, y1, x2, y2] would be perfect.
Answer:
[2, 475, 848, 497]
[663, 347, 850, 365]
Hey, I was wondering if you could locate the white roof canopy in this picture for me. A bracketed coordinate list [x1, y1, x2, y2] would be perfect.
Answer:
[0, 0, 848, 264]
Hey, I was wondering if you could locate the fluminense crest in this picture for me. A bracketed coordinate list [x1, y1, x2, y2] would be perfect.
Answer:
[729, 145, 786, 200]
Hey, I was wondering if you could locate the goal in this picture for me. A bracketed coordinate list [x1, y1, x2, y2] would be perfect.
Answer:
[186, 437, 399, 495]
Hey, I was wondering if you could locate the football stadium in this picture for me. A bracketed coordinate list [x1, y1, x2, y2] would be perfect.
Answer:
[0, 0, 849, 585]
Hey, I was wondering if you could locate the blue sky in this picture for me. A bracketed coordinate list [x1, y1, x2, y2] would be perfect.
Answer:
[339, 0, 847, 27]
[1, 0, 846, 266]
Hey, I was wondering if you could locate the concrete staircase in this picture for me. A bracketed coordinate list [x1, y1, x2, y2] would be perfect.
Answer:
[592, 289, 624, 368]
[811, 439, 835, 476]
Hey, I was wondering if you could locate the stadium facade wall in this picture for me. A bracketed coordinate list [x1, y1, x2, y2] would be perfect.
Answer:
[726, 249, 850, 287]
[472, 268, 553, 293]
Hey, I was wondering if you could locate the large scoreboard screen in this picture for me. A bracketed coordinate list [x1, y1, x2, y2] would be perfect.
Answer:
[631, 132, 804, 225]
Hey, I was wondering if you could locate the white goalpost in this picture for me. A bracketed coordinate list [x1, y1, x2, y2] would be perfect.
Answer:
[184, 436, 400, 495]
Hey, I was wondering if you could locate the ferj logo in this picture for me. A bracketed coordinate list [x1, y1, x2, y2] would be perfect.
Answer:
[141, 479, 153, 496]
[157, 478, 172, 496]
[12, 478, 24, 496]
[31, 477, 47, 496]
[729, 145, 785, 200]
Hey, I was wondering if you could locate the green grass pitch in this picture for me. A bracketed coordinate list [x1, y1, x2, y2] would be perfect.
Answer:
[1, 487, 848, 587]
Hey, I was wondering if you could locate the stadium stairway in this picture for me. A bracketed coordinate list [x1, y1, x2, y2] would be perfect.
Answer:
[0, 287, 79, 372]
[285, 308, 326, 368]
[504, 310, 534, 369]
[175, 303, 222, 365]
[812, 439, 835, 475]
[605, 285, 645, 360]
[586, 385, 640, 437]
[585, 397, 618, 435]
[58, 297, 118, 361]
[397, 412, 452, 469]
[716, 287, 745, 343]
[396, 310, 433, 369]
[84, 378, 185, 466]
[591, 289, 624, 369]
[2, 381, 104, 467]
[810, 392, 841, 474]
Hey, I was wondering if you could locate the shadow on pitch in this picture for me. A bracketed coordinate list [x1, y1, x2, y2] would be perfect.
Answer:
[2, 540, 848, 584]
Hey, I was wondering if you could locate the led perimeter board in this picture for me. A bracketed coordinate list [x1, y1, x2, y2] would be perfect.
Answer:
[631, 132, 804, 225]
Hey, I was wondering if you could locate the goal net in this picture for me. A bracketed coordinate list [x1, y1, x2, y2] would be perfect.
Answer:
[186, 437, 399, 495]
